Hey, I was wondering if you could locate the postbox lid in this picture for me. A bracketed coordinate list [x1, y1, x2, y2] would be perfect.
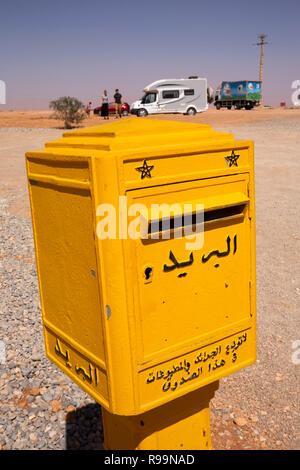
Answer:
[43, 118, 235, 154]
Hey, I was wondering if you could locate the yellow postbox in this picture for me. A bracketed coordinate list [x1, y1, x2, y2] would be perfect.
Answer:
[25, 118, 256, 450]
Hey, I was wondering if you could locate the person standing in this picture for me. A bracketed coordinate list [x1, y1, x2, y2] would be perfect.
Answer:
[85, 101, 92, 118]
[114, 89, 122, 118]
[101, 90, 109, 120]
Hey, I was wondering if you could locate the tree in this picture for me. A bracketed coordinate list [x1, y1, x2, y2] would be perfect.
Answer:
[49, 96, 85, 129]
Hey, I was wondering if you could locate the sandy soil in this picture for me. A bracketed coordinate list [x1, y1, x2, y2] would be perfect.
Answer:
[0, 110, 299, 450]
[0, 107, 299, 129]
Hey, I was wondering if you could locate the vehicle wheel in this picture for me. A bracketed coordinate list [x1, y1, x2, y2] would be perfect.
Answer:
[137, 108, 148, 117]
[122, 110, 129, 116]
[245, 105, 252, 110]
[186, 107, 196, 116]
[216, 103, 221, 110]
[227, 106, 232, 110]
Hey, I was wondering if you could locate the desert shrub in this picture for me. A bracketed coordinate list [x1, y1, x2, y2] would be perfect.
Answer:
[49, 96, 85, 128]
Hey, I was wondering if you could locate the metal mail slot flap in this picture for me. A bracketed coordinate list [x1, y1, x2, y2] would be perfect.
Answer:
[139, 192, 249, 238]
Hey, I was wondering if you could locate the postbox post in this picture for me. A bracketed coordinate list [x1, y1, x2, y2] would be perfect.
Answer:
[102, 381, 219, 450]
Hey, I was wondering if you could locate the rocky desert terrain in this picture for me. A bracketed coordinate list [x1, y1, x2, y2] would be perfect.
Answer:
[0, 107, 299, 449]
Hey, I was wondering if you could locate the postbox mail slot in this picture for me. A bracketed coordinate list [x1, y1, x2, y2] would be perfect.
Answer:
[140, 192, 249, 237]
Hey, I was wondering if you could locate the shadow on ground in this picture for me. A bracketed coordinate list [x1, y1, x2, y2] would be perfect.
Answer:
[66, 403, 104, 450]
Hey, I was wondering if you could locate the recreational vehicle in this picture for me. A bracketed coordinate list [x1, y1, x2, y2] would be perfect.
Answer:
[130, 77, 210, 117]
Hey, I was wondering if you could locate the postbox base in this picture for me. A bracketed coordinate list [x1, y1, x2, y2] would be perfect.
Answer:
[102, 381, 219, 450]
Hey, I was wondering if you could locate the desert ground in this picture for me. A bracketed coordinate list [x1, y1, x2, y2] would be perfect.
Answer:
[0, 107, 299, 450]
[0, 106, 299, 129]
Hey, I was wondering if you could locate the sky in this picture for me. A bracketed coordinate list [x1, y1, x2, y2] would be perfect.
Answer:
[0, 0, 299, 109]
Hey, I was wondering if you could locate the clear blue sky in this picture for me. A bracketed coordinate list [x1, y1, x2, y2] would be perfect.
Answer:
[1, 0, 299, 109]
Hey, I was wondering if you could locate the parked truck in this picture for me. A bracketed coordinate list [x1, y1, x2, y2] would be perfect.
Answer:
[214, 80, 261, 110]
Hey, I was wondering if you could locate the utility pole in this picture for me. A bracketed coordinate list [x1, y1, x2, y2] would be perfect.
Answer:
[253, 34, 269, 105]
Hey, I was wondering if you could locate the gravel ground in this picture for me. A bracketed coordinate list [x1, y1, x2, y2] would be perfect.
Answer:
[210, 118, 300, 450]
[0, 118, 299, 450]
[0, 192, 104, 450]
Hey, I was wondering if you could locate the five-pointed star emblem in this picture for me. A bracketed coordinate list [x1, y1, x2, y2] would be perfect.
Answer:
[136, 160, 154, 179]
[225, 150, 240, 167]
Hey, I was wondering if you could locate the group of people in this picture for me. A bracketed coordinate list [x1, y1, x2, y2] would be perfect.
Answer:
[85, 89, 123, 120]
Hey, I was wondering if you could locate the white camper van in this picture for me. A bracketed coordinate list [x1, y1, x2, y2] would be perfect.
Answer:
[130, 77, 209, 117]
